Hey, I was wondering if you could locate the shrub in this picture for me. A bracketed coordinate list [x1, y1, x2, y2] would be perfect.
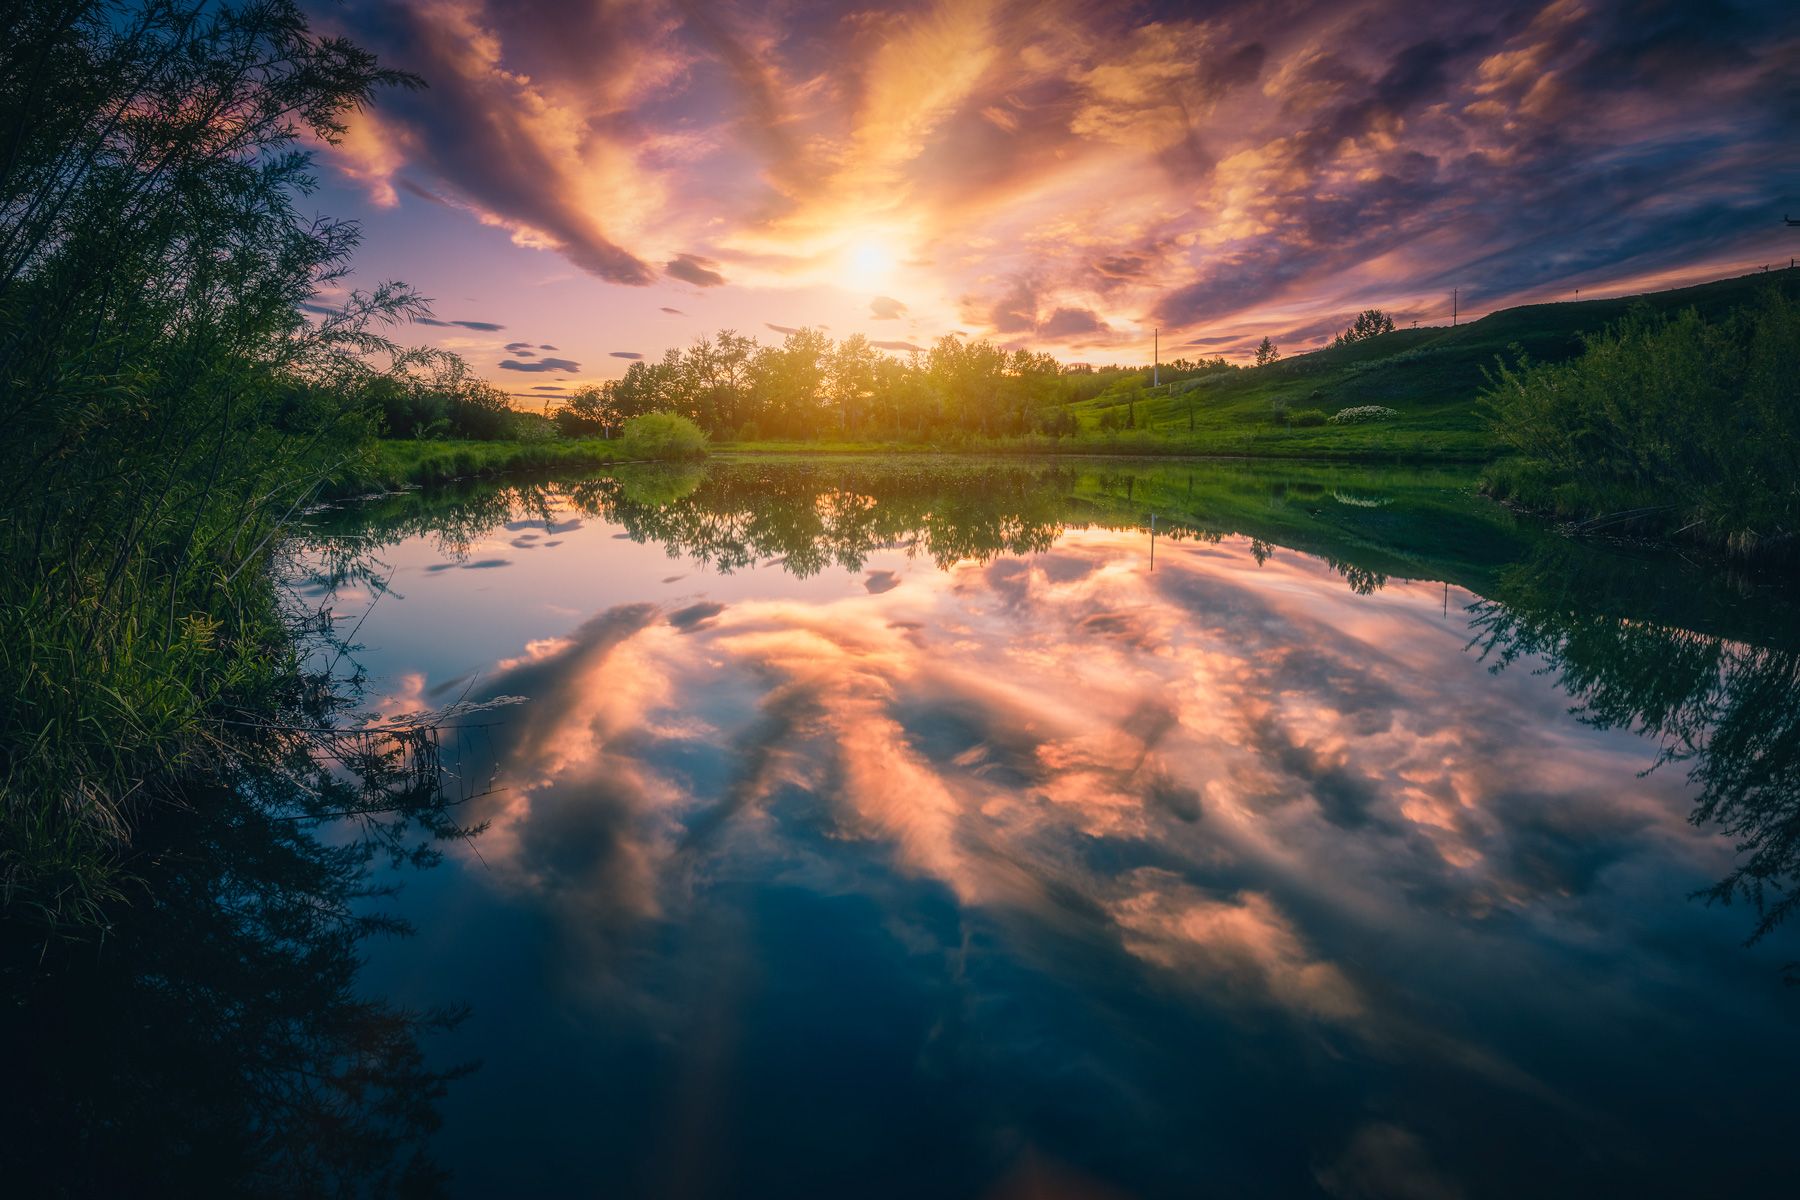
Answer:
[1481, 290, 1800, 556]
[1328, 405, 1399, 425]
[621, 411, 709, 460]
[510, 411, 560, 443]
[1290, 408, 1329, 427]
[1035, 406, 1079, 438]
[553, 406, 608, 437]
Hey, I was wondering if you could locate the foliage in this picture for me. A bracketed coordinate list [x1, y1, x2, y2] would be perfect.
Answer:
[325, 439, 623, 497]
[621, 411, 710, 460]
[1480, 289, 1800, 558]
[1255, 337, 1280, 366]
[1332, 309, 1396, 346]
[1290, 408, 1329, 427]
[547, 325, 1122, 440]
[1329, 405, 1400, 424]
[364, 356, 519, 439]
[316, 457, 1536, 608]
[0, 6, 488, 1184]
[1470, 540, 1800, 946]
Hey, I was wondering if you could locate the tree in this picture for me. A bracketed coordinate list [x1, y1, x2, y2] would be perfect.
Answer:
[1333, 309, 1396, 346]
[827, 334, 879, 433]
[554, 384, 616, 436]
[1255, 337, 1280, 366]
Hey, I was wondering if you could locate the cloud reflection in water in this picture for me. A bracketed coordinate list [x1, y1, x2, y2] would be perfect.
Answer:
[348, 511, 1796, 1197]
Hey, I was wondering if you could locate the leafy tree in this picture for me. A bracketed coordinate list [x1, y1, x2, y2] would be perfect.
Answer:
[553, 384, 615, 436]
[1332, 309, 1396, 346]
[1255, 337, 1280, 366]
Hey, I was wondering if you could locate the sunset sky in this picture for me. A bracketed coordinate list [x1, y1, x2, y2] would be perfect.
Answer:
[305, 0, 1800, 397]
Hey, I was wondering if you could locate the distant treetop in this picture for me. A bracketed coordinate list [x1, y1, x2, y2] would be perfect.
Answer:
[1333, 310, 1396, 347]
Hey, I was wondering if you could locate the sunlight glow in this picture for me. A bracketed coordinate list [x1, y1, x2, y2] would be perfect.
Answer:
[839, 235, 898, 290]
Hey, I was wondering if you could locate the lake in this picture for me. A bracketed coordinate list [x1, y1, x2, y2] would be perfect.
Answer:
[291, 459, 1800, 1194]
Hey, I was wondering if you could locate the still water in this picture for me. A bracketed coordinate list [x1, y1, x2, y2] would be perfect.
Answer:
[309, 458, 1796, 1198]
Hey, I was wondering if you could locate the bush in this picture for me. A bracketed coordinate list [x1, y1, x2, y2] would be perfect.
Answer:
[510, 411, 560, 443]
[1035, 406, 1079, 438]
[1328, 405, 1399, 425]
[553, 406, 608, 437]
[1481, 290, 1800, 557]
[620, 412, 709, 461]
[1290, 408, 1329, 427]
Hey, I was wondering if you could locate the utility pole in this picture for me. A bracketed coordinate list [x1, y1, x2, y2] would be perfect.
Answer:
[1452, 288, 1458, 327]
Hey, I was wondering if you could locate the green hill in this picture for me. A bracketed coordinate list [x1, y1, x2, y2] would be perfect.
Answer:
[1064, 267, 1800, 460]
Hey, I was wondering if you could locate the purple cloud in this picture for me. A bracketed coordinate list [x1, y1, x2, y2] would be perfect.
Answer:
[499, 356, 581, 373]
[667, 253, 726, 287]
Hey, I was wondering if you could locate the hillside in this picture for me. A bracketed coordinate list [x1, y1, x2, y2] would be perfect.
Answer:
[1064, 267, 1800, 460]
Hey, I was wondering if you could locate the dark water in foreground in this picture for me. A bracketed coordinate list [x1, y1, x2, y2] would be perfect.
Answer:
[28, 458, 1800, 1197]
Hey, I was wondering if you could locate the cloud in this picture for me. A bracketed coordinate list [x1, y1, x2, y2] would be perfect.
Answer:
[499, 356, 581, 373]
[666, 253, 726, 287]
[540, 343, 559, 350]
[415, 316, 506, 331]
[987, 279, 1038, 334]
[660, 307, 684, 315]
[871, 340, 924, 352]
[610, 351, 644, 359]
[316, 0, 1800, 355]
[1038, 306, 1108, 338]
[529, 384, 566, 391]
[765, 323, 801, 336]
[504, 341, 536, 353]
[667, 601, 726, 632]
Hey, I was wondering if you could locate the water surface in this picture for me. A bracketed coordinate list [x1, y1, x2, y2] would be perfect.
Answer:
[309, 458, 1800, 1198]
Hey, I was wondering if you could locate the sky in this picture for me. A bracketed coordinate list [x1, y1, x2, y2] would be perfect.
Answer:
[304, 0, 1800, 396]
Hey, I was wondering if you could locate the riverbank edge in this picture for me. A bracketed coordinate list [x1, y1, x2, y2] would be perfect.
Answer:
[334, 433, 1498, 497]
[337, 437, 1800, 573]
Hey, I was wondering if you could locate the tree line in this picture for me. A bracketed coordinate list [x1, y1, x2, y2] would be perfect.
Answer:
[360, 310, 1407, 445]
[543, 332, 1237, 440]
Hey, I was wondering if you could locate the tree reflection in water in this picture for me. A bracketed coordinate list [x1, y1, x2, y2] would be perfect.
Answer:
[1, 578, 490, 1195]
[319, 460, 1800, 959]
[1470, 541, 1800, 949]
[14, 460, 1799, 1193]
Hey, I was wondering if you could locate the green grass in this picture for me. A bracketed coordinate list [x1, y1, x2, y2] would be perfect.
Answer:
[325, 438, 626, 498]
[712, 273, 1787, 465]
[342, 271, 1800, 550]
[1055, 269, 1798, 460]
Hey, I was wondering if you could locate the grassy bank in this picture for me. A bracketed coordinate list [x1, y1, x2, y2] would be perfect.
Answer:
[1058, 270, 1797, 455]
[326, 438, 627, 498]
[713, 427, 1490, 460]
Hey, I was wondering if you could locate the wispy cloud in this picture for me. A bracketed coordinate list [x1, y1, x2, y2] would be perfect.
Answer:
[316, 0, 1800, 358]
[499, 356, 581, 373]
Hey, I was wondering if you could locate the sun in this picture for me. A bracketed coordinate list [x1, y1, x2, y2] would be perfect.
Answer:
[838, 235, 898, 289]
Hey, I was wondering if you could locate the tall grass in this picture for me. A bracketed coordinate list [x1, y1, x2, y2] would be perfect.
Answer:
[1481, 289, 1800, 560]
[0, 1, 417, 925]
